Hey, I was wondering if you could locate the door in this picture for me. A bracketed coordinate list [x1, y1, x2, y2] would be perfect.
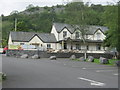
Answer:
[64, 43, 67, 49]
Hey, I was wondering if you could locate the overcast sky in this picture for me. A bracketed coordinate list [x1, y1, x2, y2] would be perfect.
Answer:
[0, 0, 118, 16]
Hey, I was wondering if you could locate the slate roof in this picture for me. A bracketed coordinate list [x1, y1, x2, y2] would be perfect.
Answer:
[53, 23, 108, 34]
[10, 31, 57, 43]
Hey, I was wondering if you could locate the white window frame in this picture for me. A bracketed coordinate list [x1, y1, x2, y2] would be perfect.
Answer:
[97, 33, 101, 40]
[47, 44, 51, 49]
[75, 32, 80, 39]
[63, 31, 67, 38]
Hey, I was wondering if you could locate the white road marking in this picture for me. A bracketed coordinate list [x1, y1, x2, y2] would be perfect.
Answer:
[113, 73, 118, 76]
[82, 68, 86, 69]
[96, 70, 115, 72]
[77, 77, 106, 86]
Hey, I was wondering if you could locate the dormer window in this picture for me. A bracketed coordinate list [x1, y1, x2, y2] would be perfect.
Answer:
[63, 31, 67, 38]
[75, 32, 80, 39]
[86, 35, 88, 39]
[97, 33, 101, 40]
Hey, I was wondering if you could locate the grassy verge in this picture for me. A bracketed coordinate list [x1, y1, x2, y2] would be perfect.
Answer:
[71, 59, 80, 61]
[72, 58, 120, 66]
[93, 59, 119, 65]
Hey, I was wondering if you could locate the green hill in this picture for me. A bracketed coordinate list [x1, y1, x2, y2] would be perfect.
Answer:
[1, 2, 118, 47]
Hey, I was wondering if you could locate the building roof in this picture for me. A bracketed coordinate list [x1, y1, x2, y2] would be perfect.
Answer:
[53, 23, 108, 34]
[10, 31, 57, 43]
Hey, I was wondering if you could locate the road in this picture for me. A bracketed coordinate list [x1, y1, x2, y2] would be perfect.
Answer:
[2, 55, 118, 88]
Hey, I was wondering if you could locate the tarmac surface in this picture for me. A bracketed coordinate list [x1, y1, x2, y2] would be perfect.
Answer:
[2, 55, 118, 88]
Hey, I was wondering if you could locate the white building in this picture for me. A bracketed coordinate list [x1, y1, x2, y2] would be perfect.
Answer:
[8, 22, 108, 53]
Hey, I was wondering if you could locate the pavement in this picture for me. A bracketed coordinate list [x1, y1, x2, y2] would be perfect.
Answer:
[2, 55, 118, 88]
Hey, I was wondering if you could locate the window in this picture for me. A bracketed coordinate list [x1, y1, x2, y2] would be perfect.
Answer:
[20, 43, 24, 45]
[97, 33, 101, 40]
[86, 45, 89, 50]
[41, 44, 43, 47]
[86, 35, 88, 39]
[47, 44, 51, 49]
[63, 31, 67, 38]
[96, 44, 101, 50]
[75, 32, 80, 39]
[76, 44, 81, 50]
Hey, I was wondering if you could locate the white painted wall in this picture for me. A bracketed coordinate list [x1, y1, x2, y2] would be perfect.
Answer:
[86, 35, 94, 40]
[51, 25, 59, 41]
[72, 30, 82, 39]
[94, 29, 106, 40]
[45, 43, 56, 50]
[57, 43, 62, 50]
[29, 36, 43, 45]
[59, 28, 72, 41]
[8, 34, 13, 45]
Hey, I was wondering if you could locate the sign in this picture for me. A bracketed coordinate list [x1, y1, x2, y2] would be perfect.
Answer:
[9, 45, 21, 49]
[21, 45, 35, 49]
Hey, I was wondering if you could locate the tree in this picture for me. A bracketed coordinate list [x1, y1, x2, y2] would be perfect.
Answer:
[10, 10, 19, 15]
[26, 4, 34, 10]
[103, 4, 120, 59]
[65, 2, 89, 59]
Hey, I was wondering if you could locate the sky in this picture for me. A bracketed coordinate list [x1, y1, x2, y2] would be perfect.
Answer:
[0, 0, 118, 16]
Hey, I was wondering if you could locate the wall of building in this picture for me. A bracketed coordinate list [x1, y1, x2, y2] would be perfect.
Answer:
[72, 29, 82, 39]
[51, 25, 59, 41]
[29, 35, 44, 45]
[8, 34, 13, 45]
[59, 28, 72, 41]
[86, 35, 94, 40]
[93, 29, 106, 40]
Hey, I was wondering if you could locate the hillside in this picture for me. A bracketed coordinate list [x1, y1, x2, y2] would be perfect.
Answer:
[1, 2, 118, 47]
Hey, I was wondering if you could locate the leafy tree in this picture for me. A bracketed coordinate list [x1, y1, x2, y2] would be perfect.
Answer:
[10, 10, 19, 15]
[103, 5, 119, 58]
[26, 4, 34, 10]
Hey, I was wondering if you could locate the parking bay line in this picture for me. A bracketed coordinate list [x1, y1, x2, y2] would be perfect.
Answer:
[113, 73, 118, 76]
[96, 70, 116, 72]
[77, 77, 106, 86]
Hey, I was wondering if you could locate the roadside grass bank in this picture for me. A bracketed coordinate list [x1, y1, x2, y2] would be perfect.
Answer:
[72, 58, 120, 66]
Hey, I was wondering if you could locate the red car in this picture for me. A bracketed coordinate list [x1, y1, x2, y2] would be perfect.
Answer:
[3, 46, 8, 54]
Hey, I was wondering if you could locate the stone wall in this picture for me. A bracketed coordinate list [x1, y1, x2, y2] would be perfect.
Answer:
[6, 50, 113, 59]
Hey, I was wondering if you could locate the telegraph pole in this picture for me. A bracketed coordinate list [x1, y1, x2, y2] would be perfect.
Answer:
[15, 18, 17, 31]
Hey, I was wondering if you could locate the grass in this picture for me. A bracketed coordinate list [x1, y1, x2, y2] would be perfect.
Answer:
[72, 59, 80, 61]
[93, 59, 119, 65]
[72, 58, 120, 66]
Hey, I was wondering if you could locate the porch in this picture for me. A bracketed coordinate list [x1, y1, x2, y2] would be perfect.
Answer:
[56, 38, 106, 53]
